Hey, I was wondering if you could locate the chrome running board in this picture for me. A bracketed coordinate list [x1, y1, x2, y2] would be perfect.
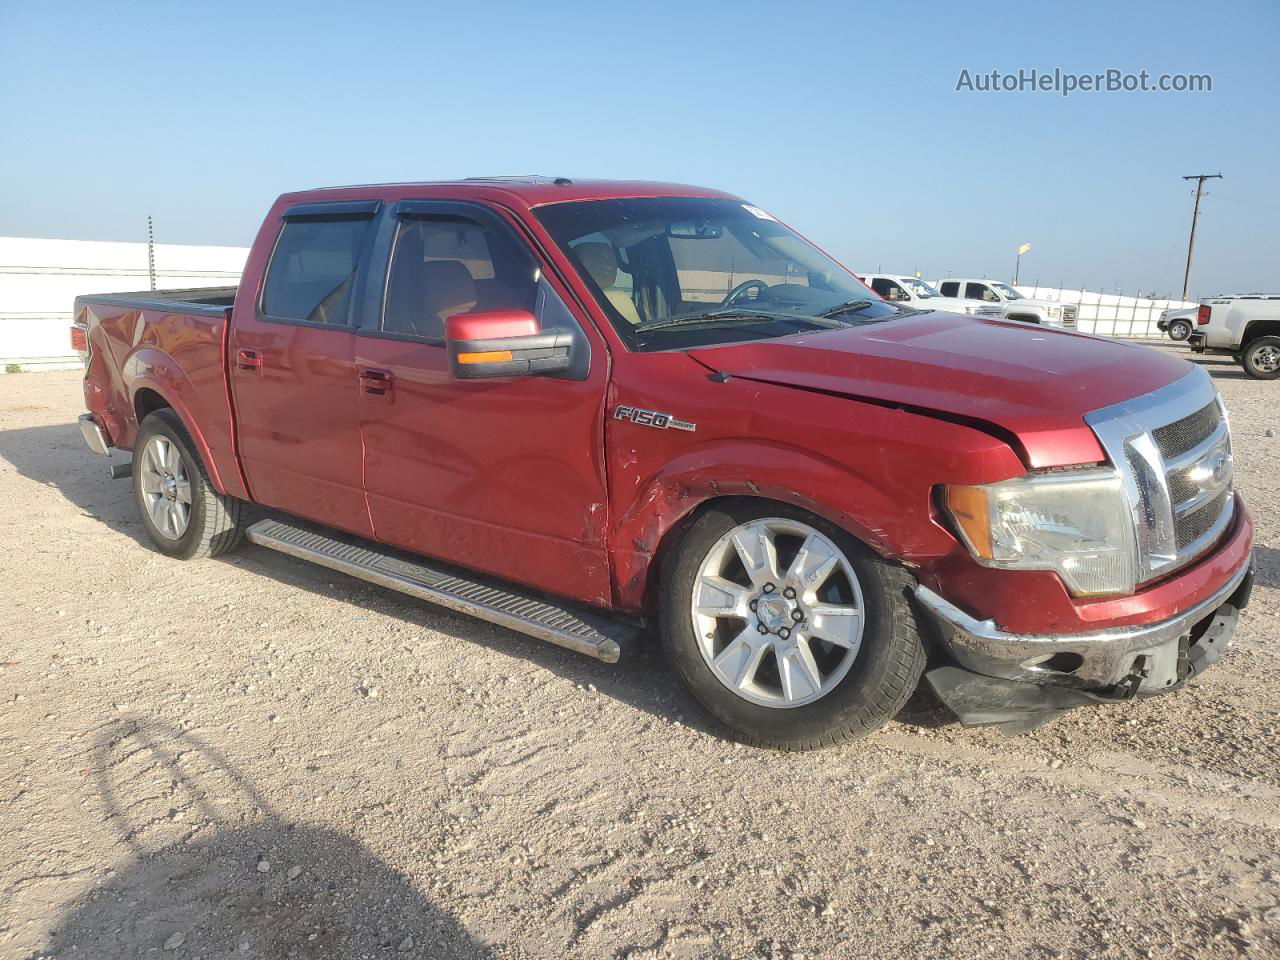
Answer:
[246, 519, 632, 663]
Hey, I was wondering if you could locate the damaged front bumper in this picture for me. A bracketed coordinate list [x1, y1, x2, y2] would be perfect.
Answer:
[913, 554, 1254, 732]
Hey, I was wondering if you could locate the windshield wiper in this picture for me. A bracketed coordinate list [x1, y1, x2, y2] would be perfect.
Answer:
[634, 309, 842, 334]
[818, 299, 877, 319]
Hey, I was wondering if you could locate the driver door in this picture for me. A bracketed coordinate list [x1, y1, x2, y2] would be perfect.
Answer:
[353, 201, 613, 607]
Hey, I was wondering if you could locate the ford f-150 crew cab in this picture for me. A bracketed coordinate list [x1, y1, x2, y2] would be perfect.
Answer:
[73, 178, 1254, 749]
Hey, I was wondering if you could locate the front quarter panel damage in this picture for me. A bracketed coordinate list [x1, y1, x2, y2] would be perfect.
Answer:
[605, 353, 1026, 611]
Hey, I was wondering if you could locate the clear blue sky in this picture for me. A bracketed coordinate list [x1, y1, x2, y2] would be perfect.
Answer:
[2, 0, 1276, 298]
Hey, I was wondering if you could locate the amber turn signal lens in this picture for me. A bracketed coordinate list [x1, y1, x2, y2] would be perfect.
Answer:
[456, 350, 513, 365]
[944, 485, 994, 559]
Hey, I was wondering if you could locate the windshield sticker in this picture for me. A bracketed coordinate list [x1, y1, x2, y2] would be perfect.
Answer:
[741, 204, 778, 222]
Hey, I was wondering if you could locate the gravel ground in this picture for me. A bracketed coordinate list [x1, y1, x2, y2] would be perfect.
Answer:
[1, 345, 1278, 960]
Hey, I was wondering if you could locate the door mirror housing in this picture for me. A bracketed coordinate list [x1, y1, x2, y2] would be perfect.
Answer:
[445, 310, 573, 380]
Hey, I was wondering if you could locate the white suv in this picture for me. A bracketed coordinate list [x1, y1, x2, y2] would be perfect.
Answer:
[933, 278, 1078, 328]
[857, 274, 1002, 318]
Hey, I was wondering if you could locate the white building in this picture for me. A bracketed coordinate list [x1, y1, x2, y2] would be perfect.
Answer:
[0, 236, 247, 370]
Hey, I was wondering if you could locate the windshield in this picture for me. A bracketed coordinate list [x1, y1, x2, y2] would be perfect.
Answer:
[990, 282, 1024, 300]
[901, 277, 942, 299]
[535, 197, 898, 350]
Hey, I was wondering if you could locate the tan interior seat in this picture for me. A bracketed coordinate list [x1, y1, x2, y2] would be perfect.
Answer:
[420, 260, 478, 339]
[575, 243, 641, 326]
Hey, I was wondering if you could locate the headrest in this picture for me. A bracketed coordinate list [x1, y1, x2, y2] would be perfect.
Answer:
[575, 242, 619, 289]
[422, 260, 477, 312]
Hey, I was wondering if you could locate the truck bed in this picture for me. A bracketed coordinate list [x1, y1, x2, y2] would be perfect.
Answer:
[75, 285, 247, 499]
[78, 285, 239, 316]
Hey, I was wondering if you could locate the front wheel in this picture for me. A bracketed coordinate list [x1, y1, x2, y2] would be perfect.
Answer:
[1241, 337, 1280, 380]
[660, 501, 925, 750]
[133, 409, 247, 559]
[1168, 319, 1193, 341]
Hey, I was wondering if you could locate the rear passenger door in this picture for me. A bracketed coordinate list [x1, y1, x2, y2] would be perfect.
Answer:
[228, 201, 378, 537]
[352, 201, 613, 606]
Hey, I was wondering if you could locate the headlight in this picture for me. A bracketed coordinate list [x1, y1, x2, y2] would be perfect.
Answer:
[1047, 306, 1061, 318]
[961, 306, 975, 315]
[944, 469, 1137, 596]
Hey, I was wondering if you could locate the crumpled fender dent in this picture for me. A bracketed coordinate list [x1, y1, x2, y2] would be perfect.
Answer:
[611, 439, 928, 610]
[124, 346, 234, 496]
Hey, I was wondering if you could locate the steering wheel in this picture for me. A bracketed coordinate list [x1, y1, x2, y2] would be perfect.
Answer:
[722, 278, 770, 307]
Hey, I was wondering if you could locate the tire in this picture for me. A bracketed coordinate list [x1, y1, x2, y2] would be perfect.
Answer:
[133, 408, 247, 559]
[1241, 336, 1280, 380]
[1168, 319, 1193, 342]
[660, 500, 925, 750]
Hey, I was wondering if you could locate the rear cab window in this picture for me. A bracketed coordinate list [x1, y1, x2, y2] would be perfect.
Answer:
[261, 204, 379, 325]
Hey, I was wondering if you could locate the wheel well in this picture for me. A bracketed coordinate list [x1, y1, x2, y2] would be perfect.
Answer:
[134, 388, 172, 424]
[1242, 320, 1280, 348]
[1007, 313, 1040, 324]
[642, 494, 868, 615]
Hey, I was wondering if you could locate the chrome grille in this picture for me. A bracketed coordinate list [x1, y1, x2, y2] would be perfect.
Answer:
[1176, 491, 1231, 550]
[1062, 304, 1078, 320]
[1152, 401, 1220, 458]
[1085, 368, 1234, 584]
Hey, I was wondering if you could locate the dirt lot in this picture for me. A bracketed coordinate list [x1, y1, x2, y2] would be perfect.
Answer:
[1, 347, 1278, 960]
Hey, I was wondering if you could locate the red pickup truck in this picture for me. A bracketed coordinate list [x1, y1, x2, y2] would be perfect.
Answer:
[73, 177, 1254, 748]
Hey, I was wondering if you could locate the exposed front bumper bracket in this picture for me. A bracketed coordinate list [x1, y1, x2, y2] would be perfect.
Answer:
[914, 555, 1253, 732]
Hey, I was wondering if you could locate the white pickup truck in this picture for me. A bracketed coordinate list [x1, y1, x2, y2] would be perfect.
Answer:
[856, 274, 1003, 318]
[933, 278, 1078, 328]
[1189, 294, 1280, 379]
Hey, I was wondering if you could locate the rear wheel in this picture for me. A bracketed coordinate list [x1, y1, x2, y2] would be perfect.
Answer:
[660, 501, 925, 750]
[133, 409, 247, 559]
[1168, 319, 1193, 341]
[1241, 336, 1280, 380]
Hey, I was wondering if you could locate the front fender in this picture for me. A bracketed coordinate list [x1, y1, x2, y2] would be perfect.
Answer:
[610, 439, 931, 611]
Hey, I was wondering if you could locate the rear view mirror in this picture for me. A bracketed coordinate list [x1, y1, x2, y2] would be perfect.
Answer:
[445, 310, 573, 379]
[667, 221, 723, 239]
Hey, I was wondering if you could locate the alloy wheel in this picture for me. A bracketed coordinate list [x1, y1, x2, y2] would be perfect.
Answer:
[139, 435, 192, 540]
[690, 518, 864, 708]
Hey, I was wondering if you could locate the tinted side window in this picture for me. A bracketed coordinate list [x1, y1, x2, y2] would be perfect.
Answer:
[262, 218, 372, 324]
[383, 217, 538, 340]
[939, 281, 959, 297]
[964, 282, 989, 300]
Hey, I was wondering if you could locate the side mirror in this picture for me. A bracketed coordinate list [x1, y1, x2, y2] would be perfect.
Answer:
[445, 310, 573, 380]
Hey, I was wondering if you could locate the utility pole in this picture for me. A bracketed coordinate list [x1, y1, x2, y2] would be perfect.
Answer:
[1181, 173, 1221, 301]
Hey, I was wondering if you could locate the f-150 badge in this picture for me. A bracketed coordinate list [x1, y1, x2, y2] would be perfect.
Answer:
[613, 405, 697, 432]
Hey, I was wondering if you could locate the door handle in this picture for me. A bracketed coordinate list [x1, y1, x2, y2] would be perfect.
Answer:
[237, 349, 263, 373]
[359, 368, 393, 398]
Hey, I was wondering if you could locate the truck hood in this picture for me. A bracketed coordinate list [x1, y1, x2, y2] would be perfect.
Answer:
[688, 311, 1192, 468]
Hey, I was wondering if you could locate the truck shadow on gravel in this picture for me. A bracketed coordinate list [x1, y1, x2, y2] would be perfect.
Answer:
[46, 721, 494, 959]
[2, 420, 948, 740]
[0, 420, 152, 547]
